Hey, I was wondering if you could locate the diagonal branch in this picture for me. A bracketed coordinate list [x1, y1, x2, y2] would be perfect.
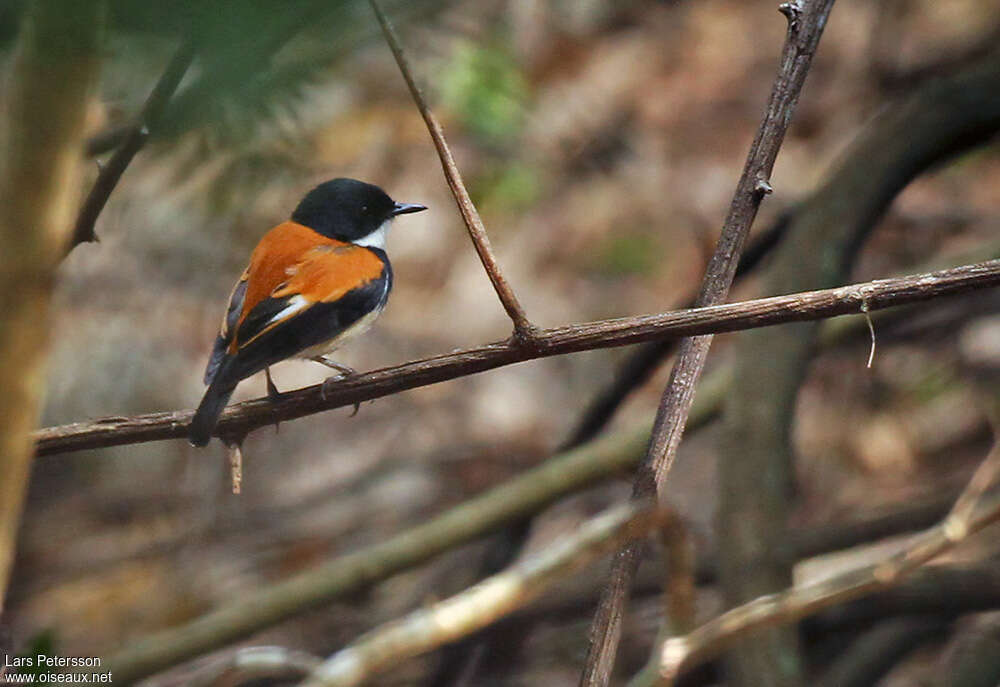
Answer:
[33, 258, 1000, 455]
[299, 502, 665, 687]
[368, 0, 536, 340]
[580, 2, 838, 682]
[68, 37, 195, 252]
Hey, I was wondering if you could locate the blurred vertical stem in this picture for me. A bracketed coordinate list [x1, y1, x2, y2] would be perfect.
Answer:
[0, 0, 103, 609]
[717, 45, 1000, 687]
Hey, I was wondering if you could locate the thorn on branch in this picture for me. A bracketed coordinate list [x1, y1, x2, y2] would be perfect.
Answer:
[755, 177, 774, 196]
[778, 1, 802, 30]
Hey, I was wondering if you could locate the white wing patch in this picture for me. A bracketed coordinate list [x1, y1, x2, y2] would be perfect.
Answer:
[267, 294, 311, 325]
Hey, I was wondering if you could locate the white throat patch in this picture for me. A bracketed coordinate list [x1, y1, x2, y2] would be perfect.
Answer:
[354, 218, 391, 250]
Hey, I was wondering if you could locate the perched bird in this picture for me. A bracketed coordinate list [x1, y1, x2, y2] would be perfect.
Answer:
[189, 178, 426, 446]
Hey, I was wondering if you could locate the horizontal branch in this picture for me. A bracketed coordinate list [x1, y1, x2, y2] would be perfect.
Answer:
[35, 259, 1000, 455]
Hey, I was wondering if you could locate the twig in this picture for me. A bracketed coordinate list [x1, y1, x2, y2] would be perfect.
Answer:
[195, 646, 321, 687]
[368, 0, 536, 341]
[300, 502, 664, 687]
[581, 2, 837, 683]
[68, 38, 195, 251]
[34, 259, 1000, 456]
[635, 442, 1000, 686]
[861, 299, 876, 368]
[227, 442, 243, 494]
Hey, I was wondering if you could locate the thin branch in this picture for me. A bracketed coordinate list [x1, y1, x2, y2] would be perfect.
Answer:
[635, 442, 1000, 686]
[300, 503, 665, 687]
[68, 38, 195, 251]
[34, 259, 1000, 455]
[582, 1, 837, 682]
[368, 0, 535, 340]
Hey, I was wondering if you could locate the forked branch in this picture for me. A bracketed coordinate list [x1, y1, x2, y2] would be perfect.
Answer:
[368, 0, 536, 340]
[69, 38, 195, 251]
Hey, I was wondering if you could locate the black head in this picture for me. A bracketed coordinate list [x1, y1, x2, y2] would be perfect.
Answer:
[291, 178, 426, 244]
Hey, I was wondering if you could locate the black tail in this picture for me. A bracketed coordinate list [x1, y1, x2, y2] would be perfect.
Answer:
[189, 374, 238, 447]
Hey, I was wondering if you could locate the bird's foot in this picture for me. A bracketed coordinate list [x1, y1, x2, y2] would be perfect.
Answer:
[317, 362, 362, 417]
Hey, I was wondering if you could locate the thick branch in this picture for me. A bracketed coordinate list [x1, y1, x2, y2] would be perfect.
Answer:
[300, 503, 664, 687]
[369, 0, 535, 339]
[68, 38, 194, 250]
[34, 259, 1000, 456]
[0, 0, 103, 610]
[582, 2, 837, 682]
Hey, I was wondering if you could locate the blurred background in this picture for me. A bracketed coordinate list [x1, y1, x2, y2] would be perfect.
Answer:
[5, 0, 1000, 684]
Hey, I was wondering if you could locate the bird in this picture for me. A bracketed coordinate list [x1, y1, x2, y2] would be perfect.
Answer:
[188, 178, 426, 447]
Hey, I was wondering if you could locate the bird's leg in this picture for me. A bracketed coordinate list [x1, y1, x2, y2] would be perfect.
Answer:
[265, 367, 282, 403]
[311, 356, 356, 377]
[315, 357, 361, 416]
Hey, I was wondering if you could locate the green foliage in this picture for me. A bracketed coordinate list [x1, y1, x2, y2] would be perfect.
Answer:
[590, 232, 661, 277]
[12, 629, 57, 678]
[472, 162, 540, 216]
[439, 39, 529, 145]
